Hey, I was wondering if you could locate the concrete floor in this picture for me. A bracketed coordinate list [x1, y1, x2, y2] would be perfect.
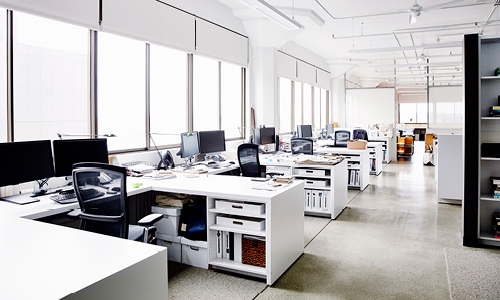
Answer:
[168, 141, 464, 299]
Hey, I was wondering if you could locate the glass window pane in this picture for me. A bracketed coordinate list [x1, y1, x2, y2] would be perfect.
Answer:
[399, 103, 416, 123]
[313, 86, 320, 130]
[150, 44, 187, 146]
[97, 32, 145, 151]
[294, 82, 302, 130]
[416, 103, 428, 123]
[303, 84, 312, 125]
[13, 12, 88, 142]
[193, 55, 219, 131]
[221, 62, 243, 139]
[278, 77, 292, 133]
[321, 89, 328, 128]
[0, 9, 6, 142]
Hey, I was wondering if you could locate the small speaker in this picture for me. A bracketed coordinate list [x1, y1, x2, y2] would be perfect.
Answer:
[275, 135, 280, 151]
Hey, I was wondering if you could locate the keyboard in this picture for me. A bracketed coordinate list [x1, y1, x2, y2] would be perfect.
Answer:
[50, 188, 105, 204]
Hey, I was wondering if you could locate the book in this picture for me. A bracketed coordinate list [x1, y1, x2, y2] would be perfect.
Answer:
[491, 177, 500, 185]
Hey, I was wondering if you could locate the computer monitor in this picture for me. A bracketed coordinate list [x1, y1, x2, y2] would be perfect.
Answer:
[290, 138, 314, 155]
[0, 140, 54, 187]
[297, 125, 313, 138]
[180, 132, 201, 158]
[199, 130, 226, 154]
[254, 127, 276, 145]
[53, 139, 109, 177]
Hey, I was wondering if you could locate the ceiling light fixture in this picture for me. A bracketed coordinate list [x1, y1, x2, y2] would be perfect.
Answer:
[236, 0, 303, 30]
[349, 41, 461, 54]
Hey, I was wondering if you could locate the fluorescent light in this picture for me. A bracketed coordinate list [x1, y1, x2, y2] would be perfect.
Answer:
[236, 0, 303, 30]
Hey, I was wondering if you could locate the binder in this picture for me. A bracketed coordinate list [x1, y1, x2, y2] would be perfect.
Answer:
[322, 191, 329, 211]
[229, 232, 234, 260]
[216, 230, 223, 258]
[317, 191, 323, 210]
[304, 189, 311, 209]
[311, 191, 317, 209]
[234, 233, 242, 263]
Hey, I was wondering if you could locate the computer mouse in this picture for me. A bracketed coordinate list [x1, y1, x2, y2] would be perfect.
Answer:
[111, 187, 121, 192]
[229, 161, 235, 164]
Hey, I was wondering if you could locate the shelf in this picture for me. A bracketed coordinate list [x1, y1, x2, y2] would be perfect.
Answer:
[479, 230, 500, 242]
[481, 76, 500, 80]
[209, 258, 267, 276]
[480, 194, 500, 201]
[481, 157, 500, 161]
[209, 224, 266, 237]
[208, 208, 265, 219]
[293, 174, 331, 180]
[303, 186, 331, 191]
[481, 117, 500, 120]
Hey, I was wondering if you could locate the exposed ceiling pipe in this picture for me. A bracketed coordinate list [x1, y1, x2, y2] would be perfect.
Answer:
[315, 0, 488, 20]
[479, 0, 500, 35]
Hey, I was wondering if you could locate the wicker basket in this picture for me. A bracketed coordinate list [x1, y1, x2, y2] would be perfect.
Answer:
[242, 236, 266, 267]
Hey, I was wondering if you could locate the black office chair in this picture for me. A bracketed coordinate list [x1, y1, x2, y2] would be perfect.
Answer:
[353, 129, 368, 140]
[334, 130, 351, 147]
[72, 162, 163, 243]
[290, 138, 314, 155]
[237, 143, 283, 178]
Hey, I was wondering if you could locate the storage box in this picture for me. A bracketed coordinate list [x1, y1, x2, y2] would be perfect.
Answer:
[215, 200, 265, 214]
[181, 237, 208, 269]
[295, 168, 326, 176]
[266, 165, 292, 177]
[151, 205, 182, 236]
[482, 143, 500, 158]
[347, 140, 367, 150]
[216, 215, 265, 231]
[242, 235, 266, 268]
[304, 179, 329, 188]
[156, 234, 182, 263]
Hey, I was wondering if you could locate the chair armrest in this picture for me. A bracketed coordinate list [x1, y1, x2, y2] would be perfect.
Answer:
[137, 213, 163, 227]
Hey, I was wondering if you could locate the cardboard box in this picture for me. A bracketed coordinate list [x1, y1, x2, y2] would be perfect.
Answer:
[347, 140, 367, 150]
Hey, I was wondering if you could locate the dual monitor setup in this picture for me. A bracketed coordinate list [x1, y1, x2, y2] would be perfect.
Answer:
[0, 139, 109, 201]
[178, 130, 226, 164]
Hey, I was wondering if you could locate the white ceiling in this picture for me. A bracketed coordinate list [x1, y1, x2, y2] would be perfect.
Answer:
[217, 0, 500, 87]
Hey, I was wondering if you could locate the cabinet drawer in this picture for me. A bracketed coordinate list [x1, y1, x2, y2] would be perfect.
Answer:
[295, 169, 326, 176]
[266, 165, 292, 176]
[304, 179, 328, 187]
[216, 216, 265, 231]
[215, 200, 265, 214]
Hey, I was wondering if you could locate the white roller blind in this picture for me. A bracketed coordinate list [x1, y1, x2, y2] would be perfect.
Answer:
[101, 0, 195, 52]
[297, 60, 316, 85]
[0, 0, 99, 30]
[195, 18, 248, 67]
[275, 51, 296, 80]
[316, 69, 330, 90]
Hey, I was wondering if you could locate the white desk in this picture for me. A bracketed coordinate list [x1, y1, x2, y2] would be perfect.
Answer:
[260, 154, 348, 219]
[315, 147, 370, 190]
[1, 170, 303, 290]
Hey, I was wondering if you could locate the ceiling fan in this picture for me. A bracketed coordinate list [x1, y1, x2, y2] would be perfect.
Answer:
[404, 0, 464, 24]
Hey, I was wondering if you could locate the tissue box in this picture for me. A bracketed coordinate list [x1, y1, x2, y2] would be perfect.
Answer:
[347, 140, 367, 150]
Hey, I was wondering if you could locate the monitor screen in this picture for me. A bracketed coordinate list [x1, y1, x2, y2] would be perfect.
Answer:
[199, 130, 226, 154]
[291, 138, 314, 155]
[297, 125, 313, 138]
[254, 127, 275, 145]
[180, 132, 200, 158]
[0, 140, 54, 187]
[53, 139, 109, 177]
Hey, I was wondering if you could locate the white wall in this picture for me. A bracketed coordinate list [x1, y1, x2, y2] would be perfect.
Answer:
[345, 88, 395, 129]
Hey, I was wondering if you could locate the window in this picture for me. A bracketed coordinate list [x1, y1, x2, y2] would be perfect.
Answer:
[399, 103, 428, 123]
[313, 86, 320, 130]
[294, 82, 302, 130]
[193, 55, 219, 131]
[278, 77, 292, 133]
[320, 89, 329, 128]
[303, 84, 312, 125]
[13, 12, 88, 141]
[221, 62, 243, 139]
[97, 32, 145, 151]
[0, 9, 6, 142]
[149, 44, 188, 146]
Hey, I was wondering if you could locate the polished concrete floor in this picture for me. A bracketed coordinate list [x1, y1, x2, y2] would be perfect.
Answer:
[168, 142, 464, 299]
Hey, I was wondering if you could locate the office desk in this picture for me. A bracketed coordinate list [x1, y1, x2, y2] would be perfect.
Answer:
[0, 216, 167, 300]
[260, 154, 348, 219]
[1, 170, 303, 289]
[315, 147, 370, 190]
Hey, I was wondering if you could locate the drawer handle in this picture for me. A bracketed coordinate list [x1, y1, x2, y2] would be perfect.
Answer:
[190, 246, 200, 251]
[231, 205, 243, 209]
[305, 170, 313, 173]
[233, 221, 244, 225]
[306, 181, 314, 184]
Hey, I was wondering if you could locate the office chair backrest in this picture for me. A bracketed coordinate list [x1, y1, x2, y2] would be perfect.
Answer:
[290, 138, 314, 155]
[353, 129, 368, 140]
[237, 143, 261, 177]
[334, 130, 351, 147]
[72, 162, 128, 239]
